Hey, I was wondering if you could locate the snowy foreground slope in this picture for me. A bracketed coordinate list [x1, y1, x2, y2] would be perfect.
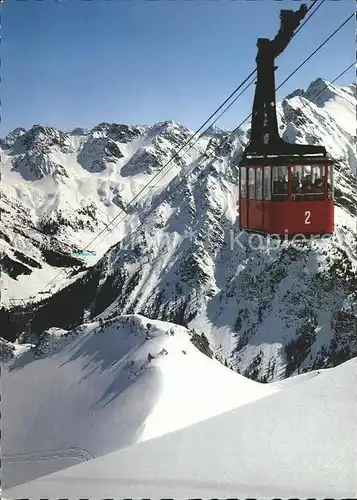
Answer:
[9, 78, 356, 379]
[2, 315, 279, 489]
[4, 357, 356, 498]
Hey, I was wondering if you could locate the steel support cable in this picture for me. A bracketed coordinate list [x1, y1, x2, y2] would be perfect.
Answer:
[77, 70, 258, 250]
[99, 64, 355, 265]
[294, 0, 324, 36]
[95, 21, 355, 258]
[277, 12, 354, 90]
[144, 9, 354, 211]
[34, 70, 257, 295]
[80, 1, 326, 255]
[174, 0, 325, 167]
[228, 11, 355, 140]
[31, 0, 329, 298]
[60, 1, 323, 260]
[169, 0, 324, 162]
[216, 0, 326, 117]
[190, 0, 325, 149]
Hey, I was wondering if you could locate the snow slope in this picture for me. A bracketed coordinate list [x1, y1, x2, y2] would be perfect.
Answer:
[304, 79, 356, 137]
[5, 357, 356, 498]
[17, 78, 357, 380]
[1, 121, 209, 303]
[2, 314, 279, 489]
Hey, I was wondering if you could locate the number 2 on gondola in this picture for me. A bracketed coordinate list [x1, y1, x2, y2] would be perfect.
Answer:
[305, 210, 311, 225]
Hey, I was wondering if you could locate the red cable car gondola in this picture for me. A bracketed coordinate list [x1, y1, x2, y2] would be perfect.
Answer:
[239, 4, 334, 236]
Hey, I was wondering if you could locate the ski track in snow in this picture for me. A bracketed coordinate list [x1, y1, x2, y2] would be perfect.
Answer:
[2, 447, 94, 463]
[3, 315, 280, 489]
[4, 357, 355, 498]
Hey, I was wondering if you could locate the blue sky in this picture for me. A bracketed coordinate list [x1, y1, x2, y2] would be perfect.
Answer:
[1, 0, 355, 135]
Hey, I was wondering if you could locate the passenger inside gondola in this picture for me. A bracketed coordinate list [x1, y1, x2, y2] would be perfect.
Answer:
[302, 174, 312, 193]
[311, 177, 324, 200]
[291, 165, 327, 201]
[291, 172, 301, 199]
[272, 166, 288, 201]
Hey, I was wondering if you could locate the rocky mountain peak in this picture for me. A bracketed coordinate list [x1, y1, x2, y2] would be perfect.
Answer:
[19, 124, 74, 154]
[2, 127, 27, 149]
[303, 78, 338, 106]
[91, 123, 144, 143]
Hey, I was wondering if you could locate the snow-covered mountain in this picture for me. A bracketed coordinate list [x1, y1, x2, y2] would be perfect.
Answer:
[1, 78, 356, 381]
[1, 121, 209, 301]
[2, 315, 279, 489]
[5, 355, 356, 497]
[2, 77, 356, 495]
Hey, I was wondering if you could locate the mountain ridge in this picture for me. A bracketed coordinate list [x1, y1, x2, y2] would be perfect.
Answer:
[1, 77, 356, 382]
